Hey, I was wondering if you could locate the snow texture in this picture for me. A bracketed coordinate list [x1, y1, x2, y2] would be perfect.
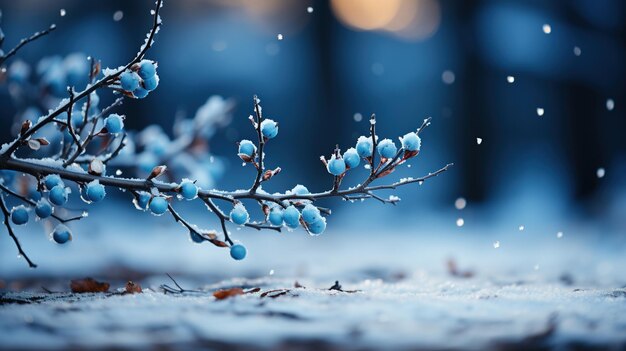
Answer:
[1, 206, 625, 350]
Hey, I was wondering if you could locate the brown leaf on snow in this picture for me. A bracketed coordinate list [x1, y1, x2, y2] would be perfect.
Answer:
[70, 277, 110, 293]
[125, 281, 142, 294]
[213, 287, 244, 300]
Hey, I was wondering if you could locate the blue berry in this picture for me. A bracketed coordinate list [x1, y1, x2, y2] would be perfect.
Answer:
[44, 174, 64, 190]
[268, 208, 284, 226]
[134, 191, 152, 210]
[142, 75, 159, 91]
[301, 204, 321, 224]
[190, 232, 204, 243]
[104, 114, 124, 134]
[11, 206, 29, 225]
[307, 217, 326, 235]
[356, 136, 373, 157]
[133, 87, 149, 99]
[0, 170, 17, 185]
[179, 181, 198, 200]
[35, 199, 53, 219]
[327, 156, 346, 176]
[260, 119, 278, 139]
[137, 60, 156, 79]
[238, 140, 256, 157]
[49, 185, 68, 206]
[291, 184, 310, 196]
[85, 181, 106, 202]
[120, 71, 140, 91]
[283, 205, 301, 229]
[52, 224, 72, 244]
[230, 203, 249, 225]
[230, 244, 247, 260]
[401, 132, 421, 151]
[149, 197, 168, 215]
[343, 147, 360, 169]
[377, 138, 397, 159]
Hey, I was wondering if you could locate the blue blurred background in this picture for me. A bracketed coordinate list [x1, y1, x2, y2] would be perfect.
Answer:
[0, 0, 624, 239]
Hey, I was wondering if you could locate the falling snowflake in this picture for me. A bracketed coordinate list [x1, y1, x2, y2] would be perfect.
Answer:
[353, 113, 363, 122]
[442, 70, 455, 85]
[534, 264, 540, 271]
[60, 9, 66, 16]
[557, 231, 563, 238]
[542, 24, 551, 34]
[455, 197, 467, 210]
[456, 218, 464, 227]
[536, 108, 544, 117]
[573, 46, 582, 56]
[519, 225, 525, 231]
[493, 241, 500, 249]
[476, 138, 483, 145]
[606, 99, 614, 111]
[113, 10, 124, 21]
[596, 168, 605, 178]
[277, 34, 284, 41]
[307, 6, 314, 13]
[507, 76, 515, 83]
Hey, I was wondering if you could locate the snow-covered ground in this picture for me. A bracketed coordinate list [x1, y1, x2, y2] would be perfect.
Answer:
[1, 204, 626, 350]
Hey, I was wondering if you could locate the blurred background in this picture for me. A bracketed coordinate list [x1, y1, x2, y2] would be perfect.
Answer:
[0, 0, 625, 279]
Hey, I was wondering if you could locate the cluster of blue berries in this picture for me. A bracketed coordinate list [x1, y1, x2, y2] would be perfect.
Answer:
[6, 173, 78, 244]
[324, 131, 422, 176]
[6, 53, 89, 96]
[118, 60, 159, 99]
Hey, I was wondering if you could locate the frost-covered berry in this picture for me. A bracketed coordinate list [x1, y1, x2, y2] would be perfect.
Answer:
[301, 204, 321, 224]
[268, 208, 284, 226]
[343, 147, 360, 169]
[400, 132, 421, 151]
[327, 155, 346, 176]
[179, 181, 198, 200]
[230, 244, 247, 260]
[238, 140, 256, 158]
[149, 197, 168, 215]
[307, 217, 326, 235]
[283, 205, 301, 229]
[85, 180, 106, 202]
[230, 203, 249, 225]
[356, 136, 373, 157]
[134, 191, 152, 210]
[52, 224, 72, 244]
[44, 174, 64, 190]
[133, 87, 149, 99]
[120, 71, 140, 91]
[291, 184, 310, 196]
[137, 60, 156, 79]
[104, 114, 124, 134]
[377, 139, 397, 159]
[11, 206, 29, 225]
[260, 119, 279, 139]
[142, 75, 159, 91]
[35, 199, 53, 219]
[49, 185, 68, 206]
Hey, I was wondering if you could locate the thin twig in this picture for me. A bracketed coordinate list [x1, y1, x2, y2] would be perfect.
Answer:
[0, 24, 57, 66]
[0, 193, 36, 267]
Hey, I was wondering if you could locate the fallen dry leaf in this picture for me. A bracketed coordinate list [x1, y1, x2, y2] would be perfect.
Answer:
[70, 277, 110, 293]
[125, 281, 142, 294]
[213, 287, 244, 300]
